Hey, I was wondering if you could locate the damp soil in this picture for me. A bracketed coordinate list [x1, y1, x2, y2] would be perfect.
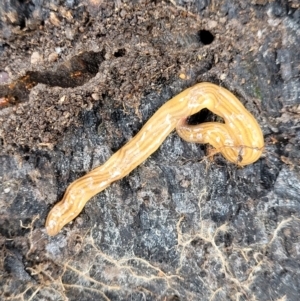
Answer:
[1, 1, 300, 301]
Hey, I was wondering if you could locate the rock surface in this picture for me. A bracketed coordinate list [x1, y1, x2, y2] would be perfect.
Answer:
[1, 0, 300, 300]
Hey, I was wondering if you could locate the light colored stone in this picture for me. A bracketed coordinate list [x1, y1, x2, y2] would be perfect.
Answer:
[31, 51, 43, 64]
[48, 52, 59, 62]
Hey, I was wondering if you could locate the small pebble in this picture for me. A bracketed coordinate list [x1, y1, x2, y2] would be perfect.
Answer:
[59, 95, 66, 104]
[207, 20, 217, 29]
[179, 73, 187, 80]
[91, 93, 100, 101]
[49, 12, 61, 27]
[220, 73, 227, 80]
[31, 51, 43, 64]
[48, 52, 59, 62]
[0, 71, 9, 84]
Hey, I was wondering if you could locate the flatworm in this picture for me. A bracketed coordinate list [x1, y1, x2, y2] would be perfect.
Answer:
[45, 83, 264, 236]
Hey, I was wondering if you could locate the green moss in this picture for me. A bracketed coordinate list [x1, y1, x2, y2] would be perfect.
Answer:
[253, 86, 262, 99]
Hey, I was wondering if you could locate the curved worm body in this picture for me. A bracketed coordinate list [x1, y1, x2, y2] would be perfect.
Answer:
[46, 83, 264, 236]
